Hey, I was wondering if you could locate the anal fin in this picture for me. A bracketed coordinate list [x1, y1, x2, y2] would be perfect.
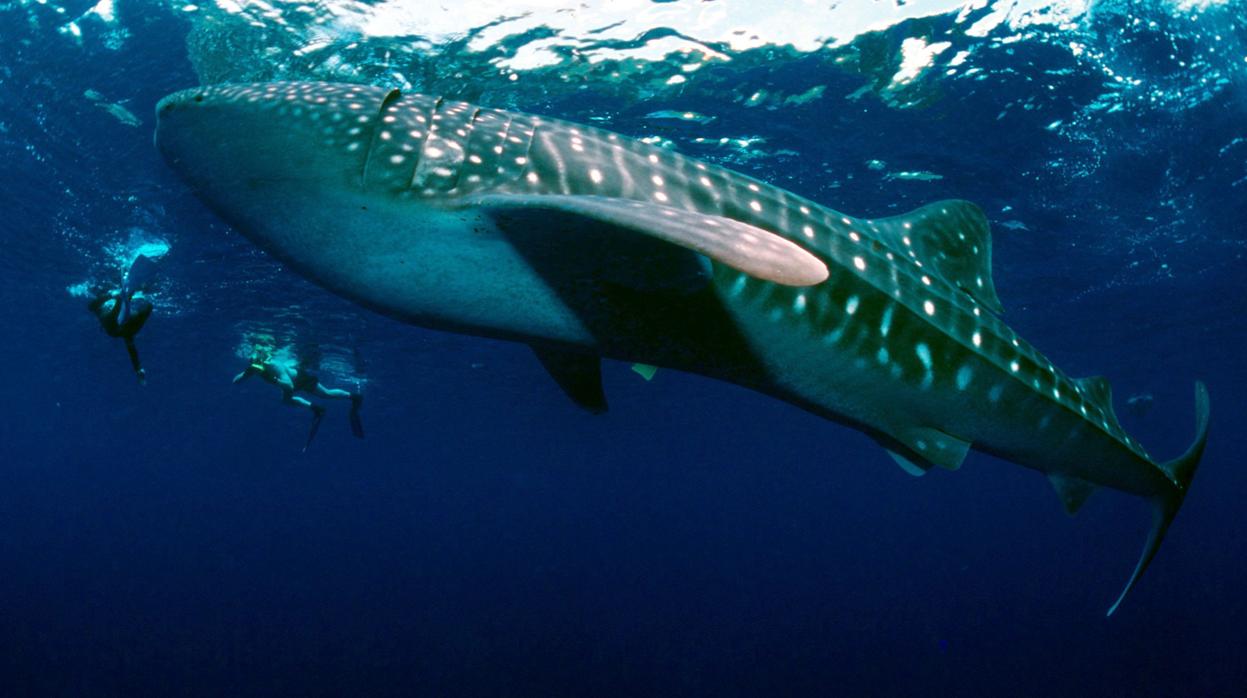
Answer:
[1047, 472, 1097, 515]
[531, 346, 608, 414]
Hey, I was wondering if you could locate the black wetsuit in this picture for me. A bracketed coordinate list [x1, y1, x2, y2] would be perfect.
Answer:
[292, 368, 320, 393]
[89, 291, 152, 380]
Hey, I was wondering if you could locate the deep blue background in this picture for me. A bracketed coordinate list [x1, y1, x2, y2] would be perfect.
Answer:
[1, 1, 1245, 695]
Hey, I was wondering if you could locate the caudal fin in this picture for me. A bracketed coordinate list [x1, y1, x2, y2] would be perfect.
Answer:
[1107, 381, 1210, 616]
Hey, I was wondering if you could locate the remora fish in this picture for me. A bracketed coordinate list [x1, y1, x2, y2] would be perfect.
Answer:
[156, 82, 1209, 614]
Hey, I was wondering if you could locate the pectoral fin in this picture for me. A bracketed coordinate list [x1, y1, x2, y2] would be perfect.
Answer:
[470, 194, 830, 287]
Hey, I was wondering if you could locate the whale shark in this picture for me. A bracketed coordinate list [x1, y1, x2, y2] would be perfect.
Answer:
[156, 81, 1209, 614]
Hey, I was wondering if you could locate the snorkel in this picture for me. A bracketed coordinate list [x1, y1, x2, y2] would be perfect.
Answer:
[248, 347, 271, 372]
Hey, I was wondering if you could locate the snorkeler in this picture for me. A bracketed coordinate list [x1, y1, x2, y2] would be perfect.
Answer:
[86, 253, 159, 384]
[233, 350, 364, 449]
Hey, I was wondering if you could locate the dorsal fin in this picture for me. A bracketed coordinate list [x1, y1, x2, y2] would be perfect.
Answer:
[868, 200, 1003, 313]
[1075, 375, 1113, 404]
[1075, 376, 1123, 433]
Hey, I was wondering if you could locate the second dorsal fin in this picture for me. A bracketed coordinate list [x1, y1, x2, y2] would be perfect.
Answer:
[1075, 375, 1124, 434]
[868, 200, 1003, 313]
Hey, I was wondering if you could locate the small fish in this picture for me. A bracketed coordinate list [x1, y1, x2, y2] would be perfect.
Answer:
[645, 110, 715, 124]
[85, 88, 141, 127]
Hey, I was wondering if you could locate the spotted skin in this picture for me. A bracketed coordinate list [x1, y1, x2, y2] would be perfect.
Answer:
[156, 82, 1209, 614]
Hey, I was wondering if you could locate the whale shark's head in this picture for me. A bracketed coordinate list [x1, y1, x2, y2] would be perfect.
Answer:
[156, 82, 394, 194]
[155, 82, 423, 272]
[154, 82, 549, 329]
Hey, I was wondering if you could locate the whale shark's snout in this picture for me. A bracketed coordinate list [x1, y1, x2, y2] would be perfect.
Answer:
[156, 82, 397, 193]
[154, 88, 206, 166]
[155, 81, 427, 287]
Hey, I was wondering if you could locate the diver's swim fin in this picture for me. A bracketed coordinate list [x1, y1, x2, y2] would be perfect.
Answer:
[349, 394, 364, 439]
[118, 295, 132, 326]
[122, 253, 159, 297]
[303, 405, 326, 452]
[119, 253, 159, 325]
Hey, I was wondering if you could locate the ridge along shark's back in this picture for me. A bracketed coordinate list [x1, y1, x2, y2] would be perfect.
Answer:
[155, 81, 1210, 614]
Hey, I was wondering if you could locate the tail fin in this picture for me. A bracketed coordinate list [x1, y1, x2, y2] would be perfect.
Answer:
[1107, 381, 1211, 616]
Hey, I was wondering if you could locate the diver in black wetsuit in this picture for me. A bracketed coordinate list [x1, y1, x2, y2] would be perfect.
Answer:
[233, 350, 364, 449]
[86, 254, 159, 384]
[88, 289, 152, 383]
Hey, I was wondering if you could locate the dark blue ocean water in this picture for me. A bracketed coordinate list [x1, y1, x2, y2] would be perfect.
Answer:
[1, 1, 1245, 695]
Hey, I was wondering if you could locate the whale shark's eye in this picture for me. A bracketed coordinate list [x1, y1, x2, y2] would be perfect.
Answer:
[193, 94, 204, 103]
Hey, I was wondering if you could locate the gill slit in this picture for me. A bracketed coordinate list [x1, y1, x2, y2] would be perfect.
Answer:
[360, 88, 403, 188]
[405, 95, 445, 190]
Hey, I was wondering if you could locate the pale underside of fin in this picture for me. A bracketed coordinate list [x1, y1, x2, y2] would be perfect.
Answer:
[869, 200, 1003, 313]
[468, 194, 830, 287]
[1047, 472, 1097, 515]
[530, 345, 607, 414]
[887, 450, 931, 477]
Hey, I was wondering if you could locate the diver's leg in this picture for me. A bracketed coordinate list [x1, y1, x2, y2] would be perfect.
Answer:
[125, 299, 153, 336]
[312, 384, 352, 400]
[309, 384, 363, 438]
[281, 389, 315, 411]
[285, 389, 326, 452]
[348, 388, 364, 439]
[124, 337, 146, 384]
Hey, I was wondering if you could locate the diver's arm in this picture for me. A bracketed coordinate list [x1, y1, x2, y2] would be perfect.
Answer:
[273, 371, 296, 391]
[232, 365, 260, 384]
[87, 289, 116, 314]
